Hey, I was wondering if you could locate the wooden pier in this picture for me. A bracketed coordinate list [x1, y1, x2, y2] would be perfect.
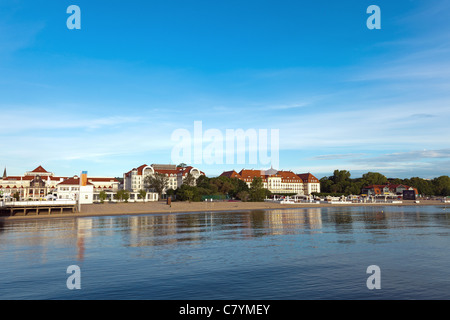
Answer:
[0, 200, 78, 217]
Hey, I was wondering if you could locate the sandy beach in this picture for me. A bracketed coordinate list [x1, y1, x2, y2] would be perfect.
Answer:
[1, 199, 447, 220]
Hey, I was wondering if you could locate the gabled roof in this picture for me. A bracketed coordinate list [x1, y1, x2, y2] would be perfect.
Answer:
[297, 173, 320, 183]
[31, 165, 48, 173]
[220, 170, 242, 179]
[137, 164, 149, 175]
[363, 184, 419, 194]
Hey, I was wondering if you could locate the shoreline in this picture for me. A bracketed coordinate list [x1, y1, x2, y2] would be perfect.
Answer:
[1, 199, 448, 221]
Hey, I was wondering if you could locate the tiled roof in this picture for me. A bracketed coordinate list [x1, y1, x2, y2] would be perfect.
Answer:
[297, 173, 320, 183]
[31, 165, 48, 173]
[2, 176, 68, 181]
[58, 177, 93, 186]
[87, 177, 119, 182]
[220, 169, 319, 184]
[220, 170, 242, 179]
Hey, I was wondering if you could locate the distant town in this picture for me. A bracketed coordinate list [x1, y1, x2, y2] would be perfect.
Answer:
[1, 164, 449, 206]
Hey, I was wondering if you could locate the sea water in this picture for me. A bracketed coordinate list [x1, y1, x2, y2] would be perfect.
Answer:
[0, 205, 449, 300]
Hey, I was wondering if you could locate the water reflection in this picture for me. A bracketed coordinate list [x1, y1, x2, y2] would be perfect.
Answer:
[1, 206, 449, 262]
[1, 206, 450, 300]
[114, 208, 324, 248]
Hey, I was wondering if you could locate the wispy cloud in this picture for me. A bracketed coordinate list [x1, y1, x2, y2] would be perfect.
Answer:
[310, 153, 367, 161]
[0, 107, 143, 133]
[351, 149, 450, 164]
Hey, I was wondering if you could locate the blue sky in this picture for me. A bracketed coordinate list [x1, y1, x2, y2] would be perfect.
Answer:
[1, 0, 450, 179]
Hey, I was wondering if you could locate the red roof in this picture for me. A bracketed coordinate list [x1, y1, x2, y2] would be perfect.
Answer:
[2, 176, 68, 181]
[31, 165, 48, 173]
[125, 164, 205, 177]
[220, 170, 242, 179]
[136, 164, 149, 175]
[220, 169, 321, 184]
[87, 177, 119, 182]
[154, 168, 180, 176]
[125, 164, 150, 177]
[239, 169, 267, 181]
[297, 173, 320, 183]
[364, 184, 419, 195]
[277, 171, 303, 182]
[58, 177, 93, 186]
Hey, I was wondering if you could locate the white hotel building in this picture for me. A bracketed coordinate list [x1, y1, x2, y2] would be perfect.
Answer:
[0, 166, 119, 202]
[123, 164, 204, 194]
[220, 169, 320, 196]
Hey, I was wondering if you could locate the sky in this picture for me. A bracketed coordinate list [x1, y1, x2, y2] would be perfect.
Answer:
[1, 0, 450, 179]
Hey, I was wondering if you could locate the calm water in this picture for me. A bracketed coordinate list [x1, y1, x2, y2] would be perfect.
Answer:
[0, 205, 449, 300]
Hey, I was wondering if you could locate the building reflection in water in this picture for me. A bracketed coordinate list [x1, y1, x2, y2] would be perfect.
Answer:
[264, 208, 322, 235]
[2, 206, 449, 263]
[76, 218, 93, 261]
[120, 208, 324, 248]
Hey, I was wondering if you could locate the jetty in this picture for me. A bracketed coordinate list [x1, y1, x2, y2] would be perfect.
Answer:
[0, 200, 77, 217]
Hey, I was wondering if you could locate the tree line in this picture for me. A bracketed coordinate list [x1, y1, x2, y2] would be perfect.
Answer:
[98, 170, 450, 203]
[98, 173, 270, 203]
[318, 170, 450, 197]
[165, 174, 272, 202]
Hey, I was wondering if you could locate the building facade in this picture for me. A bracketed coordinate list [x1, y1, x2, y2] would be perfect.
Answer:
[220, 169, 321, 195]
[56, 176, 94, 204]
[0, 166, 119, 201]
[123, 164, 204, 194]
[362, 184, 419, 197]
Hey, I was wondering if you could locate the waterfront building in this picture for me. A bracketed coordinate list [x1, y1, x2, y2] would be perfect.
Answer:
[220, 169, 321, 195]
[123, 164, 205, 194]
[297, 173, 321, 195]
[361, 184, 419, 197]
[0, 166, 68, 200]
[56, 176, 94, 204]
[0, 166, 119, 201]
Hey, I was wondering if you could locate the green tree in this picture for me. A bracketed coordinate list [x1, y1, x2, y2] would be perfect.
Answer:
[196, 175, 210, 189]
[183, 172, 196, 186]
[13, 192, 20, 201]
[408, 177, 433, 196]
[138, 189, 147, 202]
[319, 177, 333, 193]
[331, 170, 351, 184]
[176, 184, 201, 202]
[144, 173, 169, 199]
[98, 190, 107, 203]
[115, 190, 130, 202]
[236, 190, 250, 202]
[432, 176, 450, 196]
[249, 177, 266, 202]
[362, 172, 388, 186]
[209, 176, 234, 195]
[122, 190, 130, 202]
[184, 190, 194, 202]
[229, 178, 250, 198]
